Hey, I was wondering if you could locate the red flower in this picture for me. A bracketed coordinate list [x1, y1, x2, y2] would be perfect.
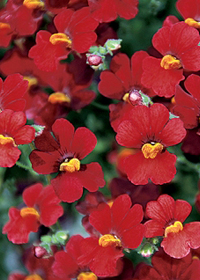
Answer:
[88, 0, 138, 23]
[0, 73, 28, 112]
[116, 103, 186, 185]
[98, 51, 155, 131]
[0, 0, 44, 47]
[29, 118, 105, 202]
[0, 109, 35, 167]
[52, 235, 99, 279]
[176, 0, 200, 29]
[78, 194, 144, 277]
[3, 183, 63, 244]
[133, 248, 200, 280]
[144, 194, 200, 258]
[141, 22, 200, 97]
[29, 7, 98, 71]
[173, 74, 200, 130]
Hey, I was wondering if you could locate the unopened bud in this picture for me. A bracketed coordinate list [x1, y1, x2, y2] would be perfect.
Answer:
[87, 54, 103, 67]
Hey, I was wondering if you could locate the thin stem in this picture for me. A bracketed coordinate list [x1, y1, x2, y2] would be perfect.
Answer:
[91, 101, 109, 111]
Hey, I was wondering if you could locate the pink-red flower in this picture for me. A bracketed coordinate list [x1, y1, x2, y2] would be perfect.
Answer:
[0, 109, 35, 167]
[144, 194, 200, 258]
[3, 183, 63, 244]
[29, 7, 98, 71]
[133, 248, 200, 280]
[88, 0, 138, 23]
[78, 194, 144, 277]
[116, 103, 186, 185]
[141, 22, 200, 97]
[0, 0, 44, 47]
[176, 0, 200, 29]
[29, 118, 105, 202]
[98, 51, 155, 131]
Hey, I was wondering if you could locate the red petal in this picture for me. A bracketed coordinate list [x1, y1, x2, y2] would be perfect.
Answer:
[71, 127, 97, 160]
[51, 173, 84, 203]
[22, 183, 43, 207]
[144, 220, 165, 238]
[174, 200, 192, 222]
[52, 118, 74, 152]
[98, 71, 125, 99]
[141, 56, 184, 98]
[111, 194, 132, 231]
[89, 203, 112, 234]
[160, 118, 186, 146]
[52, 251, 78, 278]
[121, 224, 144, 249]
[125, 151, 177, 185]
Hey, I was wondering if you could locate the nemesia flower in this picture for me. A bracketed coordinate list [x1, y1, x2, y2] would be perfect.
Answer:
[78, 194, 144, 277]
[144, 194, 200, 258]
[0, 0, 44, 47]
[3, 183, 64, 244]
[29, 118, 105, 203]
[29, 7, 99, 71]
[52, 235, 99, 279]
[116, 103, 186, 185]
[88, 0, 138, 23]
[0, 73, 28, 112]
[133, 248, 200, 280]
[173, 74, 200, 130]
[141, 22, 200, 97]
[176, 0, 200, 29]
[98, 51, 155, 131]
[0, 109, 35, 168]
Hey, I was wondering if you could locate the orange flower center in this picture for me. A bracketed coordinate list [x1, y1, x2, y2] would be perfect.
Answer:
[164, 221, 183, 237]
[0, 134, 16, 146]
[20, 207, 40, 220]
[23, 0, 45, 9]
[59, 158, 80, 173]
[160, 54, 182, 70]
[25, 274, 43, 280]
[49, 33, 72, 48]
[48, 92, 71, 104]
[0, 22, 11, 30]
[77, 272, 98, 280]
[99, 234, 122, 248]
[185, 18, 200, 29]
[23, 76, 38, 88]
[141, 143, 163, 159]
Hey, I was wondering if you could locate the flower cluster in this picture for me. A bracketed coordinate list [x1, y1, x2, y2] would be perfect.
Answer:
[1, 0, 200, 279]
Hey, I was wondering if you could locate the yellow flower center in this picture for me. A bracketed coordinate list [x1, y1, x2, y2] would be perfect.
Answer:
[0, 22, 11, 30]
[141, 143, 163, 159]
[160, 54, 182, 70]
[59, 158, 80, 173]
[77, 272, 98, 280]
[25, 274, 43, 280]
[48, 92, 71, 104]
[49, 33, 72, 48]
[23, 76, 38, 89]
[20, 207, 40, 220]
[98, 234, 122, 248]
[185, 18, 200, 29]
[122, 93, 130, 102]
[23, 0, 45, 9]
[0, 134, 16, 146]
[164, 221, 183, 237]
